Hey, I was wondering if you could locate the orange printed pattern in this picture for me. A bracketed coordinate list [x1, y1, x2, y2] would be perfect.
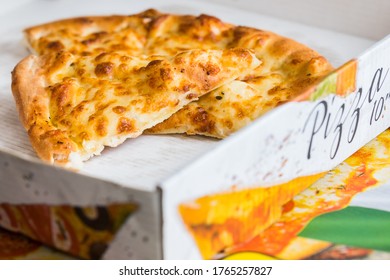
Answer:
[294, 59, 358, 102]
[179, 173, 325, 259]
[0, 203, 137, 259]
[335, 60, 357, 96]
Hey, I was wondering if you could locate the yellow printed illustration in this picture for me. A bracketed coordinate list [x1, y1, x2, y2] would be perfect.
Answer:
[180, 129, 390, 259]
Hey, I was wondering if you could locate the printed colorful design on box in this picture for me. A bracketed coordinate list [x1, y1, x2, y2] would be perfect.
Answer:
[179, 128, 390, 259]
[0, 203, 137, 259]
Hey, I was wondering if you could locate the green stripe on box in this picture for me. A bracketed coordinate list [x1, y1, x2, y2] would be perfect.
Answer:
[299, 206, 390, 252]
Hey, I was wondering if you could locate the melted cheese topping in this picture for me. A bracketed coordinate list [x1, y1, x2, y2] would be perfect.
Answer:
[24, 9, 333, 139]
[13, 48, 259, 165]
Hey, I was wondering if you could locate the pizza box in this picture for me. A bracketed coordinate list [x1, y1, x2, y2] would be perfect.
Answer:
[0, 0, 389, 259]
[3, 127, 390, 261]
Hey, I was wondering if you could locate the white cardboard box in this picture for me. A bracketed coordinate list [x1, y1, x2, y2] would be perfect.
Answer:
[0, 0, 389, 259]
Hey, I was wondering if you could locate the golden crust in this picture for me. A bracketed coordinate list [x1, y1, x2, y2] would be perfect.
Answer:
[12, 55, 79, 164]
[24, 9, 163, 56]
[12, 49, 260, 166]
[24, 9, 234, 57]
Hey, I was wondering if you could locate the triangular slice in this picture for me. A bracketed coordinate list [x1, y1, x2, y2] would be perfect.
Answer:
[146, 24, 333, 138]
[146, 71, 327, 138]
[11, 48, 260, 167]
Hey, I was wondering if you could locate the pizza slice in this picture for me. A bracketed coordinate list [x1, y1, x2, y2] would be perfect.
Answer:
[22, 11, 333, 139]
[11, 48, 260, 167]
[147, 26, 333, 138]
[146, 73, 326, 138]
